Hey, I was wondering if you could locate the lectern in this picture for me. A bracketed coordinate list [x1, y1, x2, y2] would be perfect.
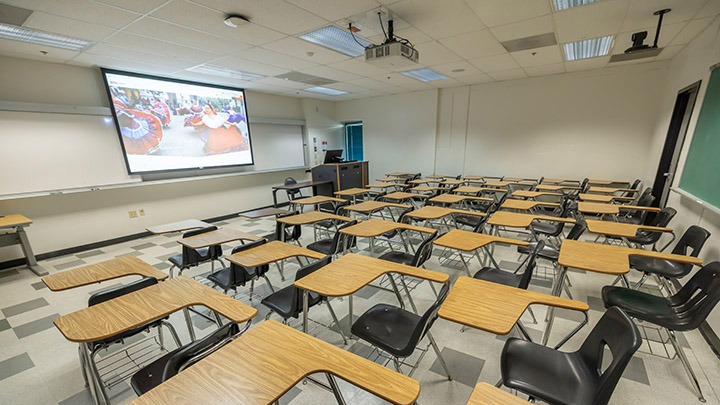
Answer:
[311, 161, 369, 191]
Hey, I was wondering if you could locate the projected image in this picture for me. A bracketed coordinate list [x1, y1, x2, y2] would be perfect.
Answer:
[102, 70, 253, 173]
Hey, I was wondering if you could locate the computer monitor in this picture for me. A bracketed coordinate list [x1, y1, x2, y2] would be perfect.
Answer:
[323, 149, 344, 164]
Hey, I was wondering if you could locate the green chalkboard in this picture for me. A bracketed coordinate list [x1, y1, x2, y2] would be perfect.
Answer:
[679, 66, 720, 208]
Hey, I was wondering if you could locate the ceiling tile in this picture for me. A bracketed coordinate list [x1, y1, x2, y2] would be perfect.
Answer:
[22, 11, 114, 41]
[84, 43, 200, 69]
[695, 0, 720, 18]
[0, 37, 78, 62]
[489, 15, 554, 42]
[488, 68, 527, 81]
[621, 0, 707, 32]
[192, 0, 329, 35]
[286, 0, 380, 21]
[70, 52, 179, 75]
[255, 76, 308, 89]
[348, 77, 395, 89]
[389, 0, 486, 39]
[298, 65, 364, 82]
[564, 55, 610, 72]
[239, 47, 318, 70]
[554, 0, 628, 43]
[102, 32, 222, 63]
[326, 58, 391, 77]
[511, 45, 563, 67]
[430, 60, 484, 77]
[211, 55, 291, 76]
[655, 44, 684, 60]
[425, 77, 464, 88]
[669, 16, 715, 46]
[456, 72, 494, 85]
[357, 89, 391, 97]
[613, 22, 685, 53]
[151, 0, 285, 45]
[366, 26, 433, 46]
[324, 82, 371, 92]
[468, 53, 519, 72]
[124, 17, 253, 55]
[367, 71, 428, 87]
[465, 0, 552, 27]
[94, 0, 167, 14]
[413, 41, 463, 65]
[0, 0, 139, 28]
[439, 29, 506, 59]
[262, 37, 351, 64]
[524, 62, 565, 77]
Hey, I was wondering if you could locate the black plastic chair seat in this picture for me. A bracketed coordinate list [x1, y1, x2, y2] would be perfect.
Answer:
[90, 319, 165, 350]
[531, 222, 563, 236]
[378, 251, 414, 266]
[629, 255, 688, 278]
[130, 349, 174, 395]
[315, 219, 336, 229]
[473, 267, 523, 288]
[502, 338, 598, 405]
[616, 215, 643, 225]
[168, 249, 209, 267]
[351, 303, 421, 358]
[206, 267, 258, 290]
[455, 214, 483, 228]
[261, 286, 321, 319]
[602, 286, 690, 331]
[517, 242, 560, 262]
[307, 239, 333, 254]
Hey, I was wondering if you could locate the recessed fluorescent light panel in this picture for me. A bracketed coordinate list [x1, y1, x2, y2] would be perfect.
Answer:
[553, 0, 600, 11]
[299, 25, 371, 57]
[563, 35, 614, 61]
[188, 64, 264, 81]
[304, 86, 347, 95]
[0, 23, 93, 51]
[401, 68, 448, 82]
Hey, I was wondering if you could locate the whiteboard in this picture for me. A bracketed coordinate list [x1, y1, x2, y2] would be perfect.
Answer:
[0, 110, 307, 197]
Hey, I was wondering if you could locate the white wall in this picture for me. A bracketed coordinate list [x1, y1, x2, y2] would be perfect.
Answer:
[0, 56, 318, 263]
[645, 17, 720, 330]
[335, 89, 439, 181]
[301, 99, 343, 166]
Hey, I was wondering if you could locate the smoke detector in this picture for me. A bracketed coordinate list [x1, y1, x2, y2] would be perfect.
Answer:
[224, 15, 250, 28]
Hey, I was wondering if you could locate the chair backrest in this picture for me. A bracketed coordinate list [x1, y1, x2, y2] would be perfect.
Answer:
[181, 226, 220, 265]
[471, 214, 491, 233]
[517, 240, 544, 290]
[574, 307, 641, 405]
[284, 177, 302, 200]
[291, 255, 333, 314]
[669, 261, 720, 331]
[89, 276, 158, 306]
[566, 218, 587, 241]
[228, 239, 268, 284]
[162, 322, 241, 381]
[636, 187, 654, 207]
[489, 193, 509, 214]
[334, 200, 350, 215]
[373, 191, 387, 201]
[400, 283, 450, 357]
[580, 177, 590, 192]
[665, 225, 710, 277]
[275, 211, 302, 242]
[411, 230, 439, 267]
[646, 206, 676, 227]
[631, 207, 676, 245]
[328, 220, 358, 255]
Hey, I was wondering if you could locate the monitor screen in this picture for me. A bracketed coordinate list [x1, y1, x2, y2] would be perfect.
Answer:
[324, 149, 344, 163]
[101, 69, 253, 174]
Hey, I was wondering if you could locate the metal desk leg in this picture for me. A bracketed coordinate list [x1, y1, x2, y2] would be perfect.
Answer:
[17, 227, 46, 276]
[326, 373, 347, 405]
[370, 236, 375, 256]
[80, 344, 101, 405]
[303, 289, 309, 334]
[542, 266, 568, 346]
[272, 189, 279, 207]
[348, 295, 353, 338]
[183, 308, 196, 341]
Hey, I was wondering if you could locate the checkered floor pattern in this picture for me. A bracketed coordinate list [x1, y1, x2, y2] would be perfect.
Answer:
[1, 211, 719, 404]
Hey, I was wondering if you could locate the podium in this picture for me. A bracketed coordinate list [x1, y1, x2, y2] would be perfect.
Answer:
[311, 161, 369, 192]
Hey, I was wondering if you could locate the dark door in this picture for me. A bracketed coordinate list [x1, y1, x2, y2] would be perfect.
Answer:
[651, 81, 701, 207]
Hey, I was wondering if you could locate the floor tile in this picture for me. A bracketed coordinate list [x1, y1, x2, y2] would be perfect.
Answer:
[0, 319, 10, 332]
[131, 242, 157, 250]
[13, 314, 59, 339]
[76, 250, 105, 259]
[2, 298, 49, 318]
[429, 347, 484, 387]
[30, 281, 47, 291]
[0, 353, 34, 381]
[0, 269, 20, 279]
[54, 260, 86, 271]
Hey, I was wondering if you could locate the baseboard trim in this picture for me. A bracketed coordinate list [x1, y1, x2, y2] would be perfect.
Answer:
[0, 202, 288, 272]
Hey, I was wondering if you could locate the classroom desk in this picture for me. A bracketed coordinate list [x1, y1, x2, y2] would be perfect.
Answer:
[454, 186, 502, 194]
[178, 228, 260, 250]
[427, 174, 453, 179]
[463, 175, 502, 180]
[434, 229, 528, 274]
[377, 177, 406, 183]
[483, 181, 512, 188]
[440, 179, 464, 186]
[511, 190, 563, 199]
[130, 320, 421, 405]
[345, 201, 411, 221]
[237, 207, 289, 219]
[294, 253, 448, 334]
[290, 195, 347, 208]
[585, 219, 672, 239]
[410, 185, 445, 192]
[387, 172, 416, 178]
[535, 184, 581, 192]
[588, 179, 631, 186]
[339, 218, 435, 256]
[429, 194, 493, 205]
[487, 211, 575, 229]
[502, 177, 537, 182]
[578, 193, 635, 203]
[42, 256, 167, 291]
[587, 186, 638, 194]
[405, 206, 485, 230]
[366, 182, 397, 189]
[500, 199, 560, 211]
[146, 219, 212, 234]
[335, 187, 371, 198]
[272, 180, 333, 207]
[439, 277, 588, 339]
[0, 214, 45, 276]
[276, 211, 354, 241]
[408, 179, 430, 185]
[577, 202, 660, 216]
[226, 240, 326, 268]
[541, 178, 579, 184]
[467, 382, 531, 405]
[383, 191, 428, 203]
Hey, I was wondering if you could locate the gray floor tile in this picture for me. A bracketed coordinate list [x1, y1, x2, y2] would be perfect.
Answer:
[429, 347, 484, 387]
[587, 295, 605, 311]
[278, 386, 303, 405]
[30, 282, 47, 291]
[116, 251, 142, 258]
[622, 356, 650, 385]
[59, 389, 93, 405]
[0, 269, 20, 279]
[13, 314, 60, 339]
[160, 241, 179, 249]
[54, 260, 86, 271]
[2, 298, 49, 318]
[76, 250, 105, 259]
[131, 242, 157, 250]
[0, 319, 9, 332]
[153, 262, 171, 271]
[0, 353, 34, 381]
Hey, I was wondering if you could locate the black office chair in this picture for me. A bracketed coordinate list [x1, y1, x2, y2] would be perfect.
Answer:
[624, 206, 677, 250]
[617, 188, 655, 225]
[378, 230, 438, 266]
[262, 211, 302, 245]
[83, 277, 182, 403]
[529, 199, 573, 244]
[306, 220, 358, 256]
[351, 283, 452, 379]
[603, 262, 720, 402]
[261, 256, 347, 344]
[284, 177, 303, 201]
[629, 225, 710, 290]
[207, 239, 274, 300]
[130, 322, 241, 396]
[501, 307, 641, 405]
[168, 226, 224, 278]
[475, 240, 544, 290]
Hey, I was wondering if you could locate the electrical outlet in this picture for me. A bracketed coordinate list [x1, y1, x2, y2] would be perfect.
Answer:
[139, 209, 145, 216]
[128, 210, 137, 218]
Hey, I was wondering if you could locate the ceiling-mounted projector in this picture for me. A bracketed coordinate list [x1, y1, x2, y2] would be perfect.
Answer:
[625, 8, 670, 54]
[349, 11, 419, 70]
